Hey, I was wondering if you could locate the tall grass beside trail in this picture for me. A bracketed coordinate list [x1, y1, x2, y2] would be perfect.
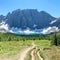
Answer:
[34, 40, 51, 49]
[0, 32, 60, 60]
[34, 40, 60, 60]
[0, 40, 32, 58]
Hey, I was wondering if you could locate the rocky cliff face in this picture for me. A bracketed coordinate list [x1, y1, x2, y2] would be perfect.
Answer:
[0, 9, 56, 30]
[50, 18, 60, 28]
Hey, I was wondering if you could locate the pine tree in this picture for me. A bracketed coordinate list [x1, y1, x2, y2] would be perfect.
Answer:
[54, 32, 58, 46]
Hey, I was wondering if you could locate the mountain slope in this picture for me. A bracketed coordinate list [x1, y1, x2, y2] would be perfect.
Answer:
[1, 9, 60, 34]
[50, 17, 60, 28]
[5, 9, 56, 29]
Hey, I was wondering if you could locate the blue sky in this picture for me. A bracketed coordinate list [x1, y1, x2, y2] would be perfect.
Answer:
[0, 0, 60, 17]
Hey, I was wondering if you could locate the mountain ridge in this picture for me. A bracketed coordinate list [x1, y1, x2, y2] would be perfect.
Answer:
[0, 9, 60, 32]
[0, 9, 56, 30]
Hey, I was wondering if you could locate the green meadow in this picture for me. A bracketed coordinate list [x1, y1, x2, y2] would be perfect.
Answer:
[0, 32, 60, 60]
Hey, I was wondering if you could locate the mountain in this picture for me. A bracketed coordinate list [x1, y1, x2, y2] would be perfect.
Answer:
[4, 9, 56, 30]
[0, 15, 5, 22]
[1, 9, 60, 34]
[41, 26, 59, 34]
[50, 17, 60, 28]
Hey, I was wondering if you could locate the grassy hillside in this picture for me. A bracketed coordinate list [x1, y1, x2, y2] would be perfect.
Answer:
[0, 40, 33, 59]
[0, 32, 60, 60]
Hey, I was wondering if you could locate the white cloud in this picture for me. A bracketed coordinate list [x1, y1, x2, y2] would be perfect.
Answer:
[0, 21, 9, 33]
[0, 21, 59, 35]
[23, 30, 34, 34]
[0, 21, 8, 30]
[41, 26, 59, 34]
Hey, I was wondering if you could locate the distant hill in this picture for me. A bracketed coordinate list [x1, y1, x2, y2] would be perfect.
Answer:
[0, 9, 56, 30]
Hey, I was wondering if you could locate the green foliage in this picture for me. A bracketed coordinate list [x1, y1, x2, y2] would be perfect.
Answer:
[51, 32, 60, 46]
[0, 32, 60, 46]
[0, 32, 51, 41]
[8, 37, 11, 41]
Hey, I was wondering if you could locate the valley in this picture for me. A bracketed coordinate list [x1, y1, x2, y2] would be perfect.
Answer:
[0, 0, 60, 60]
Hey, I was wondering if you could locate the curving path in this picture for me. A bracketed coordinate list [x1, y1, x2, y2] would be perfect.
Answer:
[18, 42, 36, 60]
[31, 49, 35, 60]
[0, 42, 44, 60]
[37, 51, 43, 60]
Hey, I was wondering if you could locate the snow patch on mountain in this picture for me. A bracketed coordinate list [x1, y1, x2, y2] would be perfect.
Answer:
[33, 24, 37, 28]
[50, 20, 57, 24]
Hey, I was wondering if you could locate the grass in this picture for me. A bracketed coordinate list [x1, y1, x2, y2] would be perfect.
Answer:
[44, 46, 60, 60]
[0, 40, 60, 60]
[0, 40, 32, 58]
[0, 32, 60, 60]
[34, 40, 51, 60]
[35, 49, 40, 60]
[34, 40, 60, 60]
[25, 40, 51, 60]
[34, 40, 51, 49]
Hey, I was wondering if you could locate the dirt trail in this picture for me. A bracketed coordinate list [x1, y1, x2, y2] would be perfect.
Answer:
[30, 42, 36, 60]
[37, 50, 43, 60]
[31, 49, 35, 60]
[0, 42, 44, 60]
[18, 42, 36, 60]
